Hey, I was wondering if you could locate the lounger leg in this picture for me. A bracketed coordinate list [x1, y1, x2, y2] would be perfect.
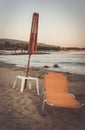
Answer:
[42, 99, 45, 116]
[74, 103, 84, 118]
[41, 88, 46, 116]
[42, 99, 47, 116]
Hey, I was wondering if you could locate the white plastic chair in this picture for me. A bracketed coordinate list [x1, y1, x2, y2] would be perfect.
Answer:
[13, 76, 39, 95]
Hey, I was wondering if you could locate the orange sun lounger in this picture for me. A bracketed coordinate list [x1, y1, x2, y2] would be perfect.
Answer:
[42, 72, 83, 115]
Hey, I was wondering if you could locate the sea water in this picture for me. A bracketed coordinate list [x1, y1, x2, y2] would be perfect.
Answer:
[0, 51, 85, 75]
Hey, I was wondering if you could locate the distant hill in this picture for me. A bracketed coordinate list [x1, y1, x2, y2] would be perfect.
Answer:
[0, 38, 85, 51]
[0, 38, 61, 51]
[0, 39, 28, 50]
[0, 39, 28, 44]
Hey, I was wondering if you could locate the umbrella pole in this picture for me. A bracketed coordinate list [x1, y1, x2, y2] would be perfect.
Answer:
[24, 54, 31, 89]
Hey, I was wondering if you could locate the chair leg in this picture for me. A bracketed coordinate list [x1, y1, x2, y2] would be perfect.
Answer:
[13, 77, 17, 88]
[29, 79, 31, 90]
[36, 79, 39, 95]
[20, 78, 25, 92]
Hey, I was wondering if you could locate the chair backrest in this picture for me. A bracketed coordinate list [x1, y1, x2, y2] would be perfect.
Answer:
[44, 72, 68, 93]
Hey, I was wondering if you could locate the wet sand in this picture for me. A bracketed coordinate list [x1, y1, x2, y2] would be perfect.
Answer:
[0, 62, 85, 130]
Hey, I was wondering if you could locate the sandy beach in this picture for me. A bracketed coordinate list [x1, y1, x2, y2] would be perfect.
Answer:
[0, 61, 85, 130]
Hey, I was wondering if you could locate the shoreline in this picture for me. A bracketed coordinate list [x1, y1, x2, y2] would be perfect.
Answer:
[0, 51, 85, 76]
[0, 60, 85, 76]
[0, 61, 85, 130]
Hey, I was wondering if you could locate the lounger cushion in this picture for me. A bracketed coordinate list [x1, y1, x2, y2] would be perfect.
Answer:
[46, 92, 80, 108]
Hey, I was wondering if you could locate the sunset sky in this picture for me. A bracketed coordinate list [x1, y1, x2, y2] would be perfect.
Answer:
[0, 0, 85, 47]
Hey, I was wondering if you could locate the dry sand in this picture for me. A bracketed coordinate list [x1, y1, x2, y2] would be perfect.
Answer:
[0, 62, 85, 130]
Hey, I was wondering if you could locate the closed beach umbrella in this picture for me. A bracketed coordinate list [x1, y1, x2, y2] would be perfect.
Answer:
[28, 13, 39, 54]
[27, 12, 39, 75]
[25, 12, 39, 88]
